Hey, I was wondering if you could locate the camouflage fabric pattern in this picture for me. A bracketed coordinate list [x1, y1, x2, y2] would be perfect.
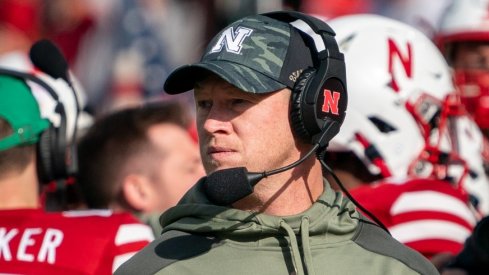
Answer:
[198, 15, 291, 93]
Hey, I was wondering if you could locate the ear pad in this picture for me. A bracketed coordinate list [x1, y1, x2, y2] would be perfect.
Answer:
[291, 67, 348, 146]
[290, 67, 317, 143]
[37, 126, 56, 183]
[36, 123, 67, 183]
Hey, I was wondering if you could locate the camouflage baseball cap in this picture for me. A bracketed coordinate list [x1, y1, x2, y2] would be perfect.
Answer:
[164, 14, 314, 94]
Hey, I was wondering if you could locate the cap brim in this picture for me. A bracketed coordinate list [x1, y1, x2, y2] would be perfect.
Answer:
[163, 60, 286, 94]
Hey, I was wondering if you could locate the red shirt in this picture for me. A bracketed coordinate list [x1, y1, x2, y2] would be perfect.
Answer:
[0, 209, 153, 274]
[350, 178, 477, 258]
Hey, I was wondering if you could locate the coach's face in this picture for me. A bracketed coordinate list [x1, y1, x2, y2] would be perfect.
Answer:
[194, 74, 304, 174]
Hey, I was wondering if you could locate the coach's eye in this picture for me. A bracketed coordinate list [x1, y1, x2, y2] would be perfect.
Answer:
[197, 100, 212, 110]
[231, 98, 248, 106]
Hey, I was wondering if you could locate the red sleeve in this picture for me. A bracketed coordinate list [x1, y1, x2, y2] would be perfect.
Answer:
[0, 209, 153, 275]
[350, 179, 476, 259]
[350, 182, 402, 227]
[108, 213, 154, 273]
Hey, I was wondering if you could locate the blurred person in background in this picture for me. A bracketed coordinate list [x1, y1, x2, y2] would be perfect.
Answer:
[46, 0, 199, 114]
[437, 0, 489, 139]
[41, 0, 96, 66]
[326, 15, 482, 269]
[435, 3, 489, 269]
[0, 0, 94, 137]
[0, 0, 41, 68]
[0, 1, 95, 210]
[0, 0, 197, 116]
[0, 46, 152, 273]
[77, 100, 204, 236]
[371, 0, 453, 39]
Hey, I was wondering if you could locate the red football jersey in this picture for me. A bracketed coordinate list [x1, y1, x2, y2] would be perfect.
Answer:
[350, 178, 477, 259]
[0, 209, 154, 274]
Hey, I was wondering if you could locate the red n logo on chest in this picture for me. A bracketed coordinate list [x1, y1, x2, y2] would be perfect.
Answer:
[322, 89, 341, 115]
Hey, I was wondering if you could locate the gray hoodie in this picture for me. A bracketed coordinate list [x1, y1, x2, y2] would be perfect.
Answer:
[115, 179, 439, 275]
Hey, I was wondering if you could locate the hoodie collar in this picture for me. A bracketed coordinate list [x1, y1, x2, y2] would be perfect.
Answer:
[160, 178, 359, 238]
[160, 179, 360, 275]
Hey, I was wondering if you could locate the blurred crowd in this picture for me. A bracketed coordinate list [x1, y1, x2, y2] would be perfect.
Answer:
[0, 0, 459, 116]
[1, 0, 489, 274]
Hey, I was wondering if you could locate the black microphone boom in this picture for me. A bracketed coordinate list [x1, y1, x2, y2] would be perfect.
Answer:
[204, 144, 320, 205]
[29, 39, 71, 84]
[205, 167, 263, 206]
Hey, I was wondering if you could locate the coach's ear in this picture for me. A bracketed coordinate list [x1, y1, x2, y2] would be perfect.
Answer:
[121, 174, 153, 212]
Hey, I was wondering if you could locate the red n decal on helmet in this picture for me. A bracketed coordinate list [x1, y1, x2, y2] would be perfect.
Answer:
[388, 38, 413, 92]
[322, 89, 341, 115]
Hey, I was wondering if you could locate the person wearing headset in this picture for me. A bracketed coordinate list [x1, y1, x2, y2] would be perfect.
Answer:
[0, 58, 153, 273]
[115, 12, 437, 275]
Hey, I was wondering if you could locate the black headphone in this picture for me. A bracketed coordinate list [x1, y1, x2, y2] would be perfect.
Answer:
[0, 67, 75, 183]
[262, 11, 348, 148]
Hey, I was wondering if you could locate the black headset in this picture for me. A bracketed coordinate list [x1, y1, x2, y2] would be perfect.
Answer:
[262, 11, 348, 148]
[259, 13, 392, 234]
[0, 67, 75, 183]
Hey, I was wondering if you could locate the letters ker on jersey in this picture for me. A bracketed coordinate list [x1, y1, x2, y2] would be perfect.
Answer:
[0, 227, 63, 264]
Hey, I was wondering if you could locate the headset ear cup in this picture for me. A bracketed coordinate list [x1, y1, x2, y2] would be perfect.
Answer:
[290, 68, 316, 143]
[37, 127, 55, 183]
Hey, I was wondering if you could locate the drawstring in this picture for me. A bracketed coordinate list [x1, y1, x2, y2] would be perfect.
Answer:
[280, 218, 315, 275]
[280, 220, 305, 275]
[300, 217, 316, 275]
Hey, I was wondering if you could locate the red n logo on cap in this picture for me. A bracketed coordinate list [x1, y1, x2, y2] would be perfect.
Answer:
[322, 89, 341, 115]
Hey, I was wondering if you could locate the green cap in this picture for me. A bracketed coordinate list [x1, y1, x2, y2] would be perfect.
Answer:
[0, 75, 50, 151]
[164, 14, 314, 94]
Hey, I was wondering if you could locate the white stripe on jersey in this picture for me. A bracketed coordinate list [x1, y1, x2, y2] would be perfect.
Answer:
[112, 252, 137, 273]
[62, 209, 113, 217]
[390, 220, 472, 244]
[115, 224, 154, 245]
[391, 191, 477, 226]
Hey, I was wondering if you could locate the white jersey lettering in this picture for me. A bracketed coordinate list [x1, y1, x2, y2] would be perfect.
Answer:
[17, 228, 42, 262]
[37, 228, 63, 264]
[0, 227, 63, 264]
[0, 228, 18, 261]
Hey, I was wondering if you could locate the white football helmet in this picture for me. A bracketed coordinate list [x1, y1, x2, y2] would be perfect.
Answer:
[328, 14, 457, 180]
[450, 115, 489, 215]
[437, 0, 489, 45]
[0, 52, 93, 142]
[437, 0, 489, 132]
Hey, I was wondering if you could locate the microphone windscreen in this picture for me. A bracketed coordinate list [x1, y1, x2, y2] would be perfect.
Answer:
[29, 39, 69, 82]
[205, 167, 255, 206]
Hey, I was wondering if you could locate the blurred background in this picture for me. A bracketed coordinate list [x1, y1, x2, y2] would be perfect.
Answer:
[0, 0, 452, 118]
